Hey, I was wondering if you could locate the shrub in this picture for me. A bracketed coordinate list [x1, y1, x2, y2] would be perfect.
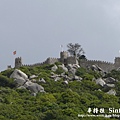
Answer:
[76, 67, 86, 77]
[0, 75, 15, 88]
[55, 67, 65, 75]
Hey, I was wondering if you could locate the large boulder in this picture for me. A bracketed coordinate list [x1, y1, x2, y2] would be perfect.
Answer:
[69, 68, 76, 75]
[24, 81, 45, 93]
[67, 64, 73, 70]
[10, 69, 28, 86]
[30, 75, 38, 79]
[14, 78, 26, 86]
[104, 77, 117, 84]
[91, 65, 103, 72]
[62, 80, 68, 85]
[105, 84, 115, 88]
[58, 64, 68, 72]
[72, 64, 80, 69]
[91, 65, 105, 76]
[10, 69, 28, 80]
[107, 89, 116, 96]
[51, 65, 58, 72]
[95, 78, 106, 87]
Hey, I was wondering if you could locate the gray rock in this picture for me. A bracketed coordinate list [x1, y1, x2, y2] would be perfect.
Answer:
[74, 76, 79, 80]
[72, 64, 80, 69]
[95, 78, 106, 87]
[91, 65, 98, 71]
[17, 86, 26, 89]
[73, 75, 82, 80]
[30, 75, 38, 79]
[51, 65, 58, 71]
[14, 78, 26, 86]
[69, 68, 76, 75]
[98, 89, 102, 91]
[58, 64, 68, 72]
[91, 65, 104, 72]
[31, 93, 37, 96]
[54, 77, 61, 82]
[63, 80, 68, 85]
[24, 81, 45, 93]
[31, 79, 37, 83]
[62, 75, 72, 81]
[39, 78, 46, 83]
[51, 72, 55, 75]
[67, 64, 73, 70]
[117, 67, 120, 71]
[106, 84, 115, 88]
[60, 72, 65, 77]
[107, 89, 116, 96]
[51, 74, 59, 78]
[104, 77, 116, 84]
[10, 69, 28, 80]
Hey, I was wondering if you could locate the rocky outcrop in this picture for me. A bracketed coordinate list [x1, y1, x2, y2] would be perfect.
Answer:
[51, 65, 58, 71]
[24, 81, 45, 93]
[30, 75, 38, 79]
[10, 69, 45, 93]
[10, 69, 28, 86]
[10, 69, 28, 80]
[95, 78, 106, 87]
[58, 64, 68, 72]
[107, 89, 116, 96]
[104, 77, 117, 84]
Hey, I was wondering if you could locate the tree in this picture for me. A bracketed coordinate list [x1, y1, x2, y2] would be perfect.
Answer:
[67, 43, 85, 58]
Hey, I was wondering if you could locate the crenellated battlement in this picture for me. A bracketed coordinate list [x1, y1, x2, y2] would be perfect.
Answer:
[80, 59, 115, 72]
[21, 57, 59, 68]
[86, 60, 113, 65]
[15, 57, 22, 68]
[14, 51, 120, 72]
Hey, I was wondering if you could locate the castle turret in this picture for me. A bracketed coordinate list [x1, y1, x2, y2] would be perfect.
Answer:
[60, 51, 69, 64]
[114, 57, 120, 68]
[15, 57, 22, 68]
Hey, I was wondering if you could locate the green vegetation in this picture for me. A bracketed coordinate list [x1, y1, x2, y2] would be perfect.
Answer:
[0, 64, 120, 120]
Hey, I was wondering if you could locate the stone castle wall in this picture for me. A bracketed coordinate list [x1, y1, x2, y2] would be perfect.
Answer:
[14, 51, 120, 72]
[80, 59, 115, 72]
[22, 58, 59, 67]
[66, 57, 78, 65]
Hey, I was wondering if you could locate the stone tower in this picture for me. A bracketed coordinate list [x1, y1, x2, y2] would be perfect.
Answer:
[60, 51, 69, 64]
[114, 57, 120, 68]
[15, 57, 22, 68]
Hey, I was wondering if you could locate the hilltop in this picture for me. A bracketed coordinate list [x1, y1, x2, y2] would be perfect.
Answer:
[0, 61, 120, 120]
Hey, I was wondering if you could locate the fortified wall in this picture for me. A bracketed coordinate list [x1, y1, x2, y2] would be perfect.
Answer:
[14, 51, 120, 72]
[80, 59, 115, 72]
[15, 51, 77, 68]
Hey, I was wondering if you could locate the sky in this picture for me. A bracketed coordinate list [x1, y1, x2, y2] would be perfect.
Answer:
[0, 0, 120, 71]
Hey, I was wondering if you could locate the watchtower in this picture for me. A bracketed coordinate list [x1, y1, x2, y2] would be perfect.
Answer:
[15, 57, 22, 68]
[60, 51, 69, 64]
[114, 57, 120, 68]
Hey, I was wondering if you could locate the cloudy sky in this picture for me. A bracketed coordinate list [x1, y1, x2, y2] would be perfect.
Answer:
[0, 0, 120, 71]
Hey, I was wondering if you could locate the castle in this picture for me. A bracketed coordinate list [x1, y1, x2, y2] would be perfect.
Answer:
[14, 51, 120, 72]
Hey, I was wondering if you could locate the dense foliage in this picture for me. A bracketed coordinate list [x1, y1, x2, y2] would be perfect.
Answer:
[0, 64, 120, 120]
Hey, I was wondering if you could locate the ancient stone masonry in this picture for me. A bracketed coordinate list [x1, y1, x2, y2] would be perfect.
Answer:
[79, 59, 115, 72]
[14, 51, 120, 72]
[15, 57, 22, 68]
[45, 58, 59, 64]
